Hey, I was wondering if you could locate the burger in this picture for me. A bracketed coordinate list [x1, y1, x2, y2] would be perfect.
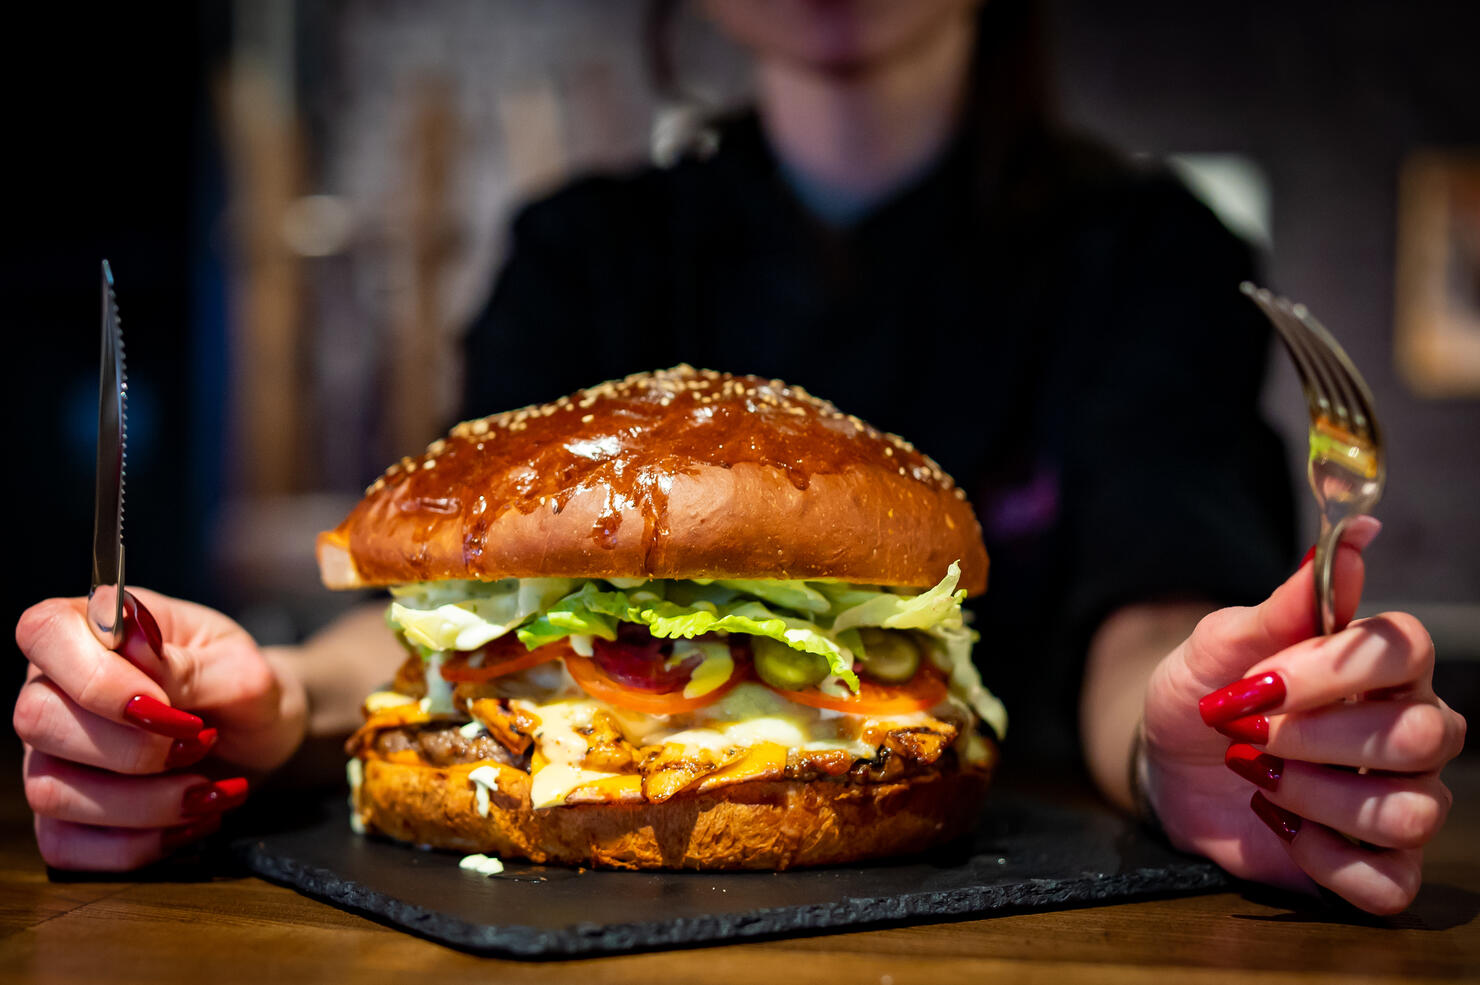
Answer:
[316, 365, 1005, 870]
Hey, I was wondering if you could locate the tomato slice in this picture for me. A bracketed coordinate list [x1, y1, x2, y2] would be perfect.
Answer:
[768, 665, 949, 715]
[438, 637, 569, 683]
[565, 654, 745, 715]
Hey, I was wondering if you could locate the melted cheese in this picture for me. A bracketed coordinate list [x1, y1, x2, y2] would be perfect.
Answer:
[364, 690, 418, 713]
[692, 742, 787, 793]
[530, 764, 625, 808]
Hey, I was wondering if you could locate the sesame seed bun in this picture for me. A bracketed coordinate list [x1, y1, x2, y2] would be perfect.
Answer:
[316, 365, 988, 593]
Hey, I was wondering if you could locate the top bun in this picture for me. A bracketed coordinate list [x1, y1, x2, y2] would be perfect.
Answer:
[317, 366, 987, 594]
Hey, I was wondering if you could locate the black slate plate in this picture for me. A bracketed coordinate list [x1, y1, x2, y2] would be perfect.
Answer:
[230, 788, 1229, 958]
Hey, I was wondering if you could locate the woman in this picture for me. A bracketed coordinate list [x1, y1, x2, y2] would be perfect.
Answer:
[14, 0, 1463, 914]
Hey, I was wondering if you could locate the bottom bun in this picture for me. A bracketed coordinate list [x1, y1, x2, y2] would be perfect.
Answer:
[354, 755, 994, 870]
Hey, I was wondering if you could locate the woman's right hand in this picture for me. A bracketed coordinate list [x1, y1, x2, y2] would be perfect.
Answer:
[13, 588, 307, 870]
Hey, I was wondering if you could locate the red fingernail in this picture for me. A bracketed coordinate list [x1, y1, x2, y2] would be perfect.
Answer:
[182, 777, 249, 816]
[1198, 672, 1287, 727]
[165, 727, 218, 770]
[123, 695, 203, 740]
[119, 592, 164, 667]
[1298, 544, 1316, 569]
[1226, 743, 1283, 791]
[1251, 791, 1302, 842]
[1215, 714, 1270, 744]
[162, 814, 222, 852]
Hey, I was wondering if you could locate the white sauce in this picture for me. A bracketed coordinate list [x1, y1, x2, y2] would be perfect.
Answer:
[458, 853, 505, 876]
[346, 758, 366, 834]
[419, 652, 456, 715]
[467, 764, 500, 817]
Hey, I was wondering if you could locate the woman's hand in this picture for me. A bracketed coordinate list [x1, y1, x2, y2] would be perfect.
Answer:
[1143, 518, 1466, 914]
[13, 588, 307, 870]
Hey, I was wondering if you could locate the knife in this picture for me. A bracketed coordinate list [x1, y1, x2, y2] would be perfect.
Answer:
[87, 260, 155, 655]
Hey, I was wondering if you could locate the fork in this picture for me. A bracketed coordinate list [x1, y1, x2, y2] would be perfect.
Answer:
[1241, 282, 1386, 636]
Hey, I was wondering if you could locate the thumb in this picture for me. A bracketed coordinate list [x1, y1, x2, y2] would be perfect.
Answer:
[1182, 516, 1380, 690]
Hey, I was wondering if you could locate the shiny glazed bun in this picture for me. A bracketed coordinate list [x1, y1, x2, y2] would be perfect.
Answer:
[317, 365, 987, 593]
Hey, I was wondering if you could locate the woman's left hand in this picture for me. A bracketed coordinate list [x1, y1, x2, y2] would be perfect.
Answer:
[1143, 517, 1466, 914]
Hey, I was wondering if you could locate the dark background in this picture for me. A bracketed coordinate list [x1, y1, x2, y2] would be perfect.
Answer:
[4, 1, 1477, 714]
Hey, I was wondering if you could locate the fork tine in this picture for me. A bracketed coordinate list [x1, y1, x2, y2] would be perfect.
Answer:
[1243, 284, 1331, 414]
[1287, 300, 1360, 433]
[1274, 296, 1354, 432]
[1290, 302, 1381, 444]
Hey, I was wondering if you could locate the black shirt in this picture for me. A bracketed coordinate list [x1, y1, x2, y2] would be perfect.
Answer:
[463, 115, 1295, 766]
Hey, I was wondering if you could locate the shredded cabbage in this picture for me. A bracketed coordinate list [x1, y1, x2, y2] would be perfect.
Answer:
[388, 578, 575, 652]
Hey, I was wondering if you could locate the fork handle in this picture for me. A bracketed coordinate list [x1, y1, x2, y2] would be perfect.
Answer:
[1313, 514, 1348, 636]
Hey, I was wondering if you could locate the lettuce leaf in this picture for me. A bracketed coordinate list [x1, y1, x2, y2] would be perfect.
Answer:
[515, 594, 619, 650]
[565, 583, 860, 689]
[380, 564, 1006, 737]
[707, 579, 831, 615]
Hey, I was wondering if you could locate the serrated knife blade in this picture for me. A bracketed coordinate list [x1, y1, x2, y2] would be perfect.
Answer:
[88, 259, 128, 649]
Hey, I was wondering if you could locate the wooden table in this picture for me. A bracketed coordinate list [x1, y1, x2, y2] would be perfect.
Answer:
[3, 750, 1478, 983]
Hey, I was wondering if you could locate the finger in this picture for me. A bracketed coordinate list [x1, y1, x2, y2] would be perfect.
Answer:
[1250, 793, 1422, 915]
[1226, 746, 1451, 849]
[34, 815, 222, 872]
[1201, 612, 1436, 730]
[1263, 698, 1465, 772]
[23, 749, 247, 829]
[1200, 611, 1435, 728]
[14, 676, 218, 775]
[1185, 517, 1379, 691]
[15, 598, 202, 739]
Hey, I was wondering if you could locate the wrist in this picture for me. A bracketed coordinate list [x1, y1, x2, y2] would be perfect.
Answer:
[258, 648, 310, 771]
